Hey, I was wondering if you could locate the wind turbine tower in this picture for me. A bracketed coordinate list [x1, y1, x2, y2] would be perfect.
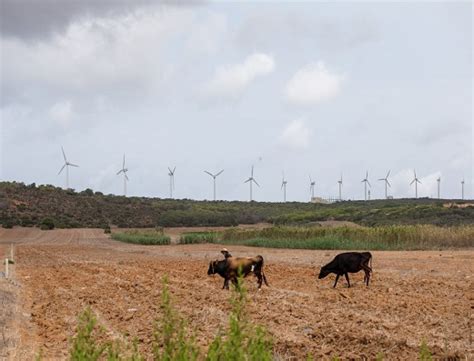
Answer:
[244, 165, 259, 201]
[281, 172, 288, 202]
[204, 169, 224, 201]
[168, 167, 176, 198]
[58, 146, 79, 189]
[378, 170, 391, 199]
[361, 171, 371, 201]
[410, 169, 421, 198]
[437, 177, 441, 199]
[116, 154, 129, 196]
[337, 174, 343, 201]
[309, 176, 315, 200]
[461, 178, 465, 200]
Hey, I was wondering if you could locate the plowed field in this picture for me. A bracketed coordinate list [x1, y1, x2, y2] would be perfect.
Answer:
[0, 228, 472, 360]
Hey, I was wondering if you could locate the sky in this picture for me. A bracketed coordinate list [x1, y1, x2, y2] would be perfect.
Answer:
[0, 1, 472, 202]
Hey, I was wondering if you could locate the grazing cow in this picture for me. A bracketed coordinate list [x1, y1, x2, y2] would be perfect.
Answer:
[207, 255, 269, 289]
[318, 252, 372, 288]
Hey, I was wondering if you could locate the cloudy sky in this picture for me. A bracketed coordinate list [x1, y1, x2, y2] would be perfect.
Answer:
[1, 1, 472, 201]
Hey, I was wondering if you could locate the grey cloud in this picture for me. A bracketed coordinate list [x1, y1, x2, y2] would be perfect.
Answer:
[0, 0, 204, 40]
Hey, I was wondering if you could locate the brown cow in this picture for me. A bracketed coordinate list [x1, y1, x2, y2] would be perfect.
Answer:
[207, 255, 269, 289]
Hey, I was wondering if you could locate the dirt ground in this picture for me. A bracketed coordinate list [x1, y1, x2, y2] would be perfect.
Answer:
[0, 227, 472, 360]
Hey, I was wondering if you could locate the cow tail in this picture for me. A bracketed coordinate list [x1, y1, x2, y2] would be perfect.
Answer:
[369, 254, 373, 272]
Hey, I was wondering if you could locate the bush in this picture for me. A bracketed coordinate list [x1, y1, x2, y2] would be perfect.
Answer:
[70, 308, 107, 360]
[39, 218, 55, 230]
[111, 230, 171, 245]
[2, 220, 14, 229]
[179, 232, 218, 244]
[103, 225, 111, 234]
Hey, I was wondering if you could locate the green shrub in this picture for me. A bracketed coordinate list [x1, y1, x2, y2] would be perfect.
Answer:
[2, 220, 14, 229]
[69, 308, 107, 360]
[419, 340, 432, 361]
[39, 218, 55, 230]
[179, 232, 218, 244]
[206, 274, 273, 361]
[103, 225, 111, 234]
[111, 231, 171, 245]
[153, 277, 199, 360]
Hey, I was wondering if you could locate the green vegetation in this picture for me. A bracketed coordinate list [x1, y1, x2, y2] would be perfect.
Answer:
[1, 181, 474, 229]
[39, 217, 55, 230]
[217, 225, 474, 250]
[111, 230, 171, 245]
[64, 276, 272, 360]
[179, 232, 218, 244]
[419, 340, 433, 361]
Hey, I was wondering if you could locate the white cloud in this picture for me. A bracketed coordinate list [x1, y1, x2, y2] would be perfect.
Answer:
[278, 119, 312, 150]
[50, 100, 73, 127]
[285, 61, 343, 105]
[204, 53, 275, 99]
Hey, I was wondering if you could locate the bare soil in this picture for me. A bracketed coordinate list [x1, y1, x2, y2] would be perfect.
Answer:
[0, 227, 472, 360]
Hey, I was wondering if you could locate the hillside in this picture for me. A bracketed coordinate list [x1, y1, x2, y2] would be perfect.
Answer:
[0, 181, 473, 229]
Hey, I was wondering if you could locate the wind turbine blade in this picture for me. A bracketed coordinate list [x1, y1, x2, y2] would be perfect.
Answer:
[378, 178, 385, 181]
[417, 179, 422, 184]
[69, 163, 79, 167]
[367, 180, 371, 187]
[253, 179, 260, 187]
[387, 180, 391, 187]
[216, 169, 224, 177]
[251, 165, 254, 177]
[117, 169, 123, 175]
[413, 169, 417, 178]
[386, 170, 391, 178]
[125, 173, 129, 181]
[58, 164, 66, 175]
[61, 146, 67, 162]
[410, 179, 415, 185]
[168, 167, 172, 174]
[366, 171, 368, 179]
[204, 170, 213, 177]
[244, 178, 251, 183]
[173, 166, 176, 174]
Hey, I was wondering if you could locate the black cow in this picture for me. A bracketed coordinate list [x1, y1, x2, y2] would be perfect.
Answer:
[318, 252, 372, 288]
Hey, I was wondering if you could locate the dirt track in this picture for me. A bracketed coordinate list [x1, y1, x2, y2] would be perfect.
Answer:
[0, 228, 473, 360]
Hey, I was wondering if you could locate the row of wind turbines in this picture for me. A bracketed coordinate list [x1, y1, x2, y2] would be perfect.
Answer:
[58, 147, 467, 201]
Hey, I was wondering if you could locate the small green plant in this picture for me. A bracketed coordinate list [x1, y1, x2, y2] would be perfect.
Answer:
[39, 218, 55, 230]
[419, 340, 432, 361]
[153, 277, 199, 360]
[206, 273, 273, 361]
[103, 225, 111, 234]
[69, 307, 107, 360]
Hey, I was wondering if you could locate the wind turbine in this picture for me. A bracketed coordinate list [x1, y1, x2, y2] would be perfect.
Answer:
[378, 170, 391, 199]
[361, 171, 371, 201]
[244, 165, 259, 201]
[58, 146, 79, 189]
[461, 178, 465, 200]
[116, 154, 129, 196]
[309, 175, 315, 200]
[281, 172, 288, 202]
[204, 169, 224, 201]
[337, 174, 343, 201]
[168, 167, 176, 198]
[437, 176, 441, 199]
[410, 169, 421, 198]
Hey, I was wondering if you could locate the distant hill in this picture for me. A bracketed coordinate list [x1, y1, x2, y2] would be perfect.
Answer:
[0, 181, 473, 229]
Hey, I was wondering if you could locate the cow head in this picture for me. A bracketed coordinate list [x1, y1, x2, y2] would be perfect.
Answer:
[208, 261, 218, 275]
[318, 265, 330, 279]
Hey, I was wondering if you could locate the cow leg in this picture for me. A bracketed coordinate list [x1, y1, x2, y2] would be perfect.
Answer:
[364, 270, 370, 286]
[333, 274, 340, 288]
[344, 273, 351, 288]
[222, 278, 228, 289]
